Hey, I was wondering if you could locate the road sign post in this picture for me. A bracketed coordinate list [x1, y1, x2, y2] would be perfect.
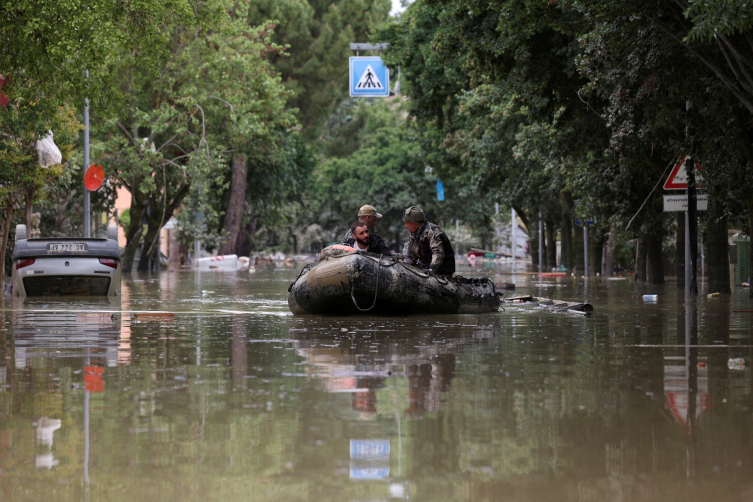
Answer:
[83, 97, 90, 238]
[687, 160, 698, 295]
[664, 155, 702, 295]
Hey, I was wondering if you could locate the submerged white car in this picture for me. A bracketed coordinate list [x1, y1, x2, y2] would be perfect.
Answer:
[11, 224, 122, 298]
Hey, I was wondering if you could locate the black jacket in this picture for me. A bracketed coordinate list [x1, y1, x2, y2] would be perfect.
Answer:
[342, 230, 392, 255]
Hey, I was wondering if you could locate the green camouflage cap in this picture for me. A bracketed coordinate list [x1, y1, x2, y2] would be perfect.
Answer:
[403, 206, 425, 223]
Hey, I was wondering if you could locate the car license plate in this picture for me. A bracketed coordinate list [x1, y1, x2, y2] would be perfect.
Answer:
[47, 243, 87, 252]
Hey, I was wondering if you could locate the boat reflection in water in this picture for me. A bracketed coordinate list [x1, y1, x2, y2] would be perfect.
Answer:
[289, 317, 493, 420]
[288, 316, 493, 486]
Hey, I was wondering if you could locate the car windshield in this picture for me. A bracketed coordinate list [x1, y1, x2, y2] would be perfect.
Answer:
[23, 276, 111, 296]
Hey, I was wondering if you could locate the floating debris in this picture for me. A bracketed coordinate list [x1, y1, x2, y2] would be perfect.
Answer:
[133, 312, 174, 321]
[502, 295, 593, 314]
[494, 282, 515, 291]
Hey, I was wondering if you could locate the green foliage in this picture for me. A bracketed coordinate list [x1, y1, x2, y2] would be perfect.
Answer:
[303, 97, 496, 251]
[685, 0, 753, 41]
[0, 98, 83, 278]
[0, 0, 222, 109]
[91, 0, 296, 269]
[248, 0, 391, 140]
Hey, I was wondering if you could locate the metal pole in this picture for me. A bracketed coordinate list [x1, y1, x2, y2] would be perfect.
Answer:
[83, 96, 91, 238]
[687, 161, 698, 295]
[685, 211, 690, 293]
[511, 208, 516, 260]
[701, 234, 704, 288]
[584, 224, 589, 276]
[538, 211, 543, 273]
[494, 202, 500, 254]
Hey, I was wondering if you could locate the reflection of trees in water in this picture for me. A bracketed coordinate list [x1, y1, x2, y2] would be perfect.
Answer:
[290, 320, 485, 418]
[406, 355, 456, 418]
[3, 305, 753, 500]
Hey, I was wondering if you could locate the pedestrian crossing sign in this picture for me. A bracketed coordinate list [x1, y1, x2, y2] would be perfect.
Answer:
[349, 57, 390, 97]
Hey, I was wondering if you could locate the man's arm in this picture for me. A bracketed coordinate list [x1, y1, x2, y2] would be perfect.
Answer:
[341, 229, 354, 246]
[427, 228, 446, 272]
[404, 238, 417, 265]
[369, 235, 393, 255]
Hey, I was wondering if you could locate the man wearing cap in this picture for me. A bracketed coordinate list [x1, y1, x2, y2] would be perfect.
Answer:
[403, 206, 455, 276]
[341, 205, 393, 254]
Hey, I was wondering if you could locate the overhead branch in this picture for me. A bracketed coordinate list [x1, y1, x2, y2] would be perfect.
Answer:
[719, 33, 753, 72]
[157, 134, 179, 153]
[626, 157, 676, 230]
[715, 37, 753, 96]
[626, 0, 753, 114]
[208, 95, 235, 114]
[116, 122, 137, 146]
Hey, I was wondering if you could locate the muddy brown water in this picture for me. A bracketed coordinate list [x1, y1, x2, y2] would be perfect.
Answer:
[1, 264, 752, 501]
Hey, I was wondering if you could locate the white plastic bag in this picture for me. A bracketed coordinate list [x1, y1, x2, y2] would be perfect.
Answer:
[36, 131, 62, 168]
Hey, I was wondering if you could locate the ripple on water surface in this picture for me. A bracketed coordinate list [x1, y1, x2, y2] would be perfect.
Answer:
[0, 267, 752, 501]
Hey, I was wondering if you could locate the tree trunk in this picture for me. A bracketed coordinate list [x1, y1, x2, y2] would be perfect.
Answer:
[605, 224, 617, 277]
[24, 185, 35, 229]
[121, 207, 144, 273]
[0, 196, 14, 291]
[706, 197, 731, 294]
[635, 234, 647, 282]
[646, 226, 665, 285]
[218, 154, 248, 256]
[531, 224, 540, 270]
[591, 231, 605, 276]
[574, 224, 584, 274]
[137, 223, 160, 272]
[748, 199, 753, 299]
[676, 212, 685, 289]
[560, 192, 574, 270]
[540, 217, 547, 271]
[545, 220, 557, 269]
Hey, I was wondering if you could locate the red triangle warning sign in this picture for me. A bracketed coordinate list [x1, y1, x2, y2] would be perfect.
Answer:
[664, 156, 703, 190]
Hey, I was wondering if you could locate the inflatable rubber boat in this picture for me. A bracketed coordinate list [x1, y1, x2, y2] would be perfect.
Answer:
[287, 245, 501, 315]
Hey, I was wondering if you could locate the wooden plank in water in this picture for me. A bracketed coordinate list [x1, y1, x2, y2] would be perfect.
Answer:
[133, 312, 174, 321]
[504, 295, 534, 302]
[76, 313, 115, 323]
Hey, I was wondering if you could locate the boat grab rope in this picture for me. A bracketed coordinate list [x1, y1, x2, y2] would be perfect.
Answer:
[351, 254, 383, 312]
[288, 263, 313, 292]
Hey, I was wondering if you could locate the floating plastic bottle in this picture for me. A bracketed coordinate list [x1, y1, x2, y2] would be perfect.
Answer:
[643, 295, 658, 302]
[728, 358, 746, 370]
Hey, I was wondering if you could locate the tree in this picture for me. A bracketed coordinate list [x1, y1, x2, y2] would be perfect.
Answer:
[97, 1, 294, 272]
[0, 99, 81, 287]
[0, 0, 221, 108]
[248, 0, 391, 140]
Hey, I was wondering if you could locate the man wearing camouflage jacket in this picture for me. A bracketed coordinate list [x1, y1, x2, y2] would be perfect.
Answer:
[402, 206, 456, 276]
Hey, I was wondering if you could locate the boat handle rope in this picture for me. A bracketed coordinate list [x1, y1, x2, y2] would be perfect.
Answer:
[288, 263, 313, 292]
[351, 254, 383, 312]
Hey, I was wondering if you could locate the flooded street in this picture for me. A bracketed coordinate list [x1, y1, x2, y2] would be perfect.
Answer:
[1, 266, 753, 501]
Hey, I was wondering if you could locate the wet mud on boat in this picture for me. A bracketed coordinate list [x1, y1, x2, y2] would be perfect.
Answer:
[288, 249, 500, 315]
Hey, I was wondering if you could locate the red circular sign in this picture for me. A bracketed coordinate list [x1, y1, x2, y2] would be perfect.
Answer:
[84, 164, 105, 191]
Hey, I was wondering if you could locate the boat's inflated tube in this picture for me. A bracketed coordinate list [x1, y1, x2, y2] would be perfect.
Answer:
[289, 247, 500, 315]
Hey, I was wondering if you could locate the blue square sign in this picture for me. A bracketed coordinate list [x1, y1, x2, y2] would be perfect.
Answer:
[349, 57, 390, 97]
